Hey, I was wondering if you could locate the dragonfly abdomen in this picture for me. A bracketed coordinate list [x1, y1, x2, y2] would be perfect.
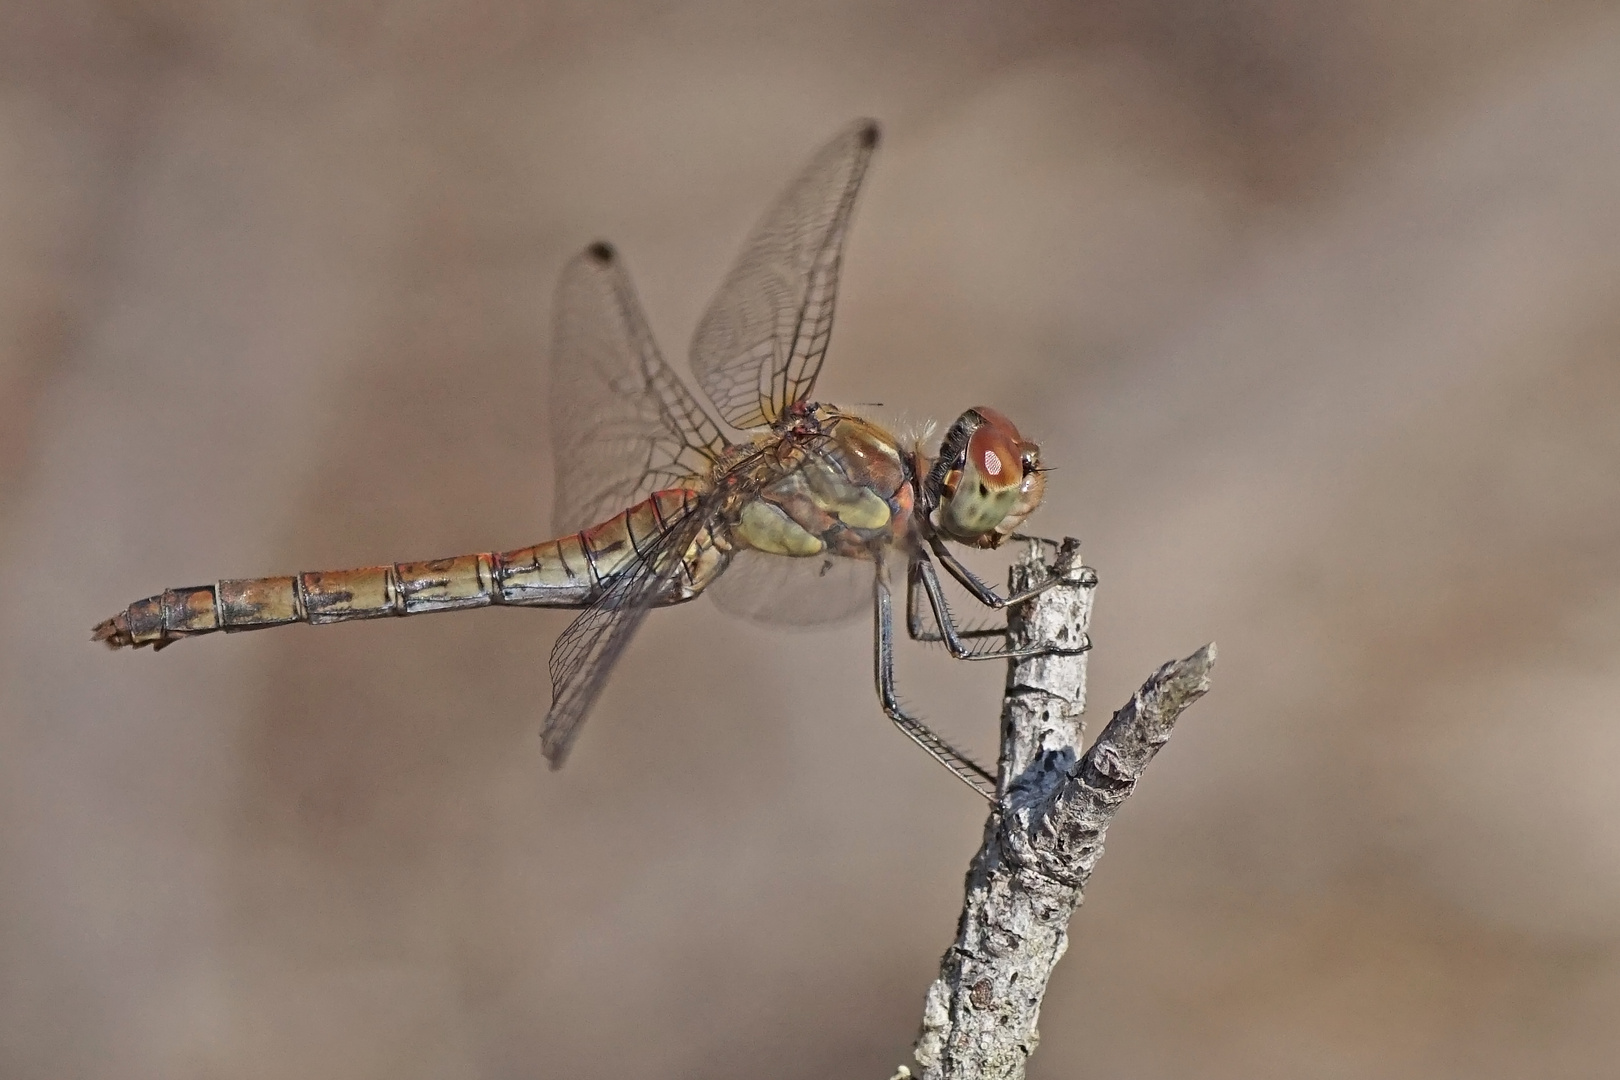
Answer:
[93, 555, 514, 651]
[93, 489, 719, 650]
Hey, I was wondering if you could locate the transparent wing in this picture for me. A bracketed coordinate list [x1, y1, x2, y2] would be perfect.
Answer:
[540, 489, 726, 767]
[551, 243, 730, 536]
[689, 120, 879, 431]
[706, 548, 873, 627]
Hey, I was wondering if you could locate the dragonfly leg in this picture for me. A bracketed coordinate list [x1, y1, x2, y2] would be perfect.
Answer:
[909, 554, 1089, 661]
[1007, 530, 1064, 545]
[875, 561, 997, 801]
[906, 557, 1003, 642]
[927, 534, 1086, 611]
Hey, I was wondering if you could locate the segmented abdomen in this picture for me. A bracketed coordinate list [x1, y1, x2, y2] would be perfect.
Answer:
[93, 489, 722, 650]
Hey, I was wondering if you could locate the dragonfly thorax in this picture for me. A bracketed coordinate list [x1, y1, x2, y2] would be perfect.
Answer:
[728, 408, 915, 560]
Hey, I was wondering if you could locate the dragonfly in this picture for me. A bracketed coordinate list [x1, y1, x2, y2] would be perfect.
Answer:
[93, 119, 1087, 800]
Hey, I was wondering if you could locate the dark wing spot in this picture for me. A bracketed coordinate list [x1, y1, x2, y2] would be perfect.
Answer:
[586, 241, 615, 263]
[856, 120, 881, 149]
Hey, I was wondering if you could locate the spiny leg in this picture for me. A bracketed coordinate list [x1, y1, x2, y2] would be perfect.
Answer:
[927, 534, 1083, 610]
[874, 558, 997, 801]
[906, 556, 1004, 644]
[907, 554, 1089, 661]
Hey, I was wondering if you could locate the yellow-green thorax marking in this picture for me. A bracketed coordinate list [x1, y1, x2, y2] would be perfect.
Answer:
[729, 409, 916, 561]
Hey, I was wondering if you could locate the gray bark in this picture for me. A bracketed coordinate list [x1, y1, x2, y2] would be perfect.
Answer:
[904, 539, 1216, 1080]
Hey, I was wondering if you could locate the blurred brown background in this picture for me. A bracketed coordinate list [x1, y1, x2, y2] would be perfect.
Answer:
[4, 1, 1620, 1077]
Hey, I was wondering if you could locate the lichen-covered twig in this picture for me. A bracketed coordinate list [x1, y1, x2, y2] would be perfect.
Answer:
[905, 540, 1215, 1080]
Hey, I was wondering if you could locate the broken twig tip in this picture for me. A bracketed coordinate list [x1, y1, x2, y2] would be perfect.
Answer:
[1178, 641, 1217, 684]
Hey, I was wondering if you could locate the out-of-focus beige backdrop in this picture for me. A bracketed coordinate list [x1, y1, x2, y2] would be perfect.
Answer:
[4, 2, 1620, 1077]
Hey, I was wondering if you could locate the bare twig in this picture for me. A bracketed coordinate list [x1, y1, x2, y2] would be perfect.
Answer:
[905, 539, 1216, 1080]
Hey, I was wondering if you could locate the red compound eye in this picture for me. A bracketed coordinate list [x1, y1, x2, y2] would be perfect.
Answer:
[965, 413, 1022, 492]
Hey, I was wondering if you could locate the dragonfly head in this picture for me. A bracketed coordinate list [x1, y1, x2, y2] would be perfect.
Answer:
[926, 407, 1046, 548]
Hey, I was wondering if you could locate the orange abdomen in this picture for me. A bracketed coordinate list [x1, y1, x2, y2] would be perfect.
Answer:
[93, 489, 720, 650]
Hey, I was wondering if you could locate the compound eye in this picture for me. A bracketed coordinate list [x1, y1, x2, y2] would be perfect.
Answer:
[980, 447, 1006, 479]
[965, 422, 1021, 492]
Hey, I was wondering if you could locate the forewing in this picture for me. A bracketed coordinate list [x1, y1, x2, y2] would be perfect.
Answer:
[551, 243, 729, 535]
[689, 120, 879, 431]
[540, 490, 723, 767]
